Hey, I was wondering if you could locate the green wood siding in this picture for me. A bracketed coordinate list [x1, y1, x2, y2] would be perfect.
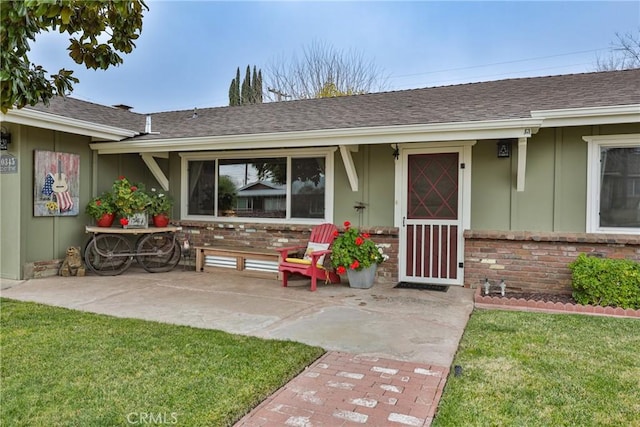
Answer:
[471, 124, 640, 232]
[333, 145, 395, 227]
[0, 125, 95, 279]
[0, 124, 22, 279]
[511, 128, 556, 231]
[470, 139, 512, 230]
[0, 124, 164, 279]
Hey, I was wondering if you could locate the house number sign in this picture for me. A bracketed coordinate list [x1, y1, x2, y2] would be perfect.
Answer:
[0, 153, 18, 174]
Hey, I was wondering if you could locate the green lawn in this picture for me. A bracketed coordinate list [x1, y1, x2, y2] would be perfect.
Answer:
[0, 298, 324, 426]
[433, 309, 640, 427]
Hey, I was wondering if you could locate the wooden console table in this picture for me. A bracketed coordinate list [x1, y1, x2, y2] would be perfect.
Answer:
[84, 225, 182, 275]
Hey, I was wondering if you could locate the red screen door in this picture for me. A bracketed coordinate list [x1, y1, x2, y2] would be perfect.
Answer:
[403, 152, 462, 284]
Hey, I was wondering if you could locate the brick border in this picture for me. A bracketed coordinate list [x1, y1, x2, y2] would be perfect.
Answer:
[473, 286, 640, 318]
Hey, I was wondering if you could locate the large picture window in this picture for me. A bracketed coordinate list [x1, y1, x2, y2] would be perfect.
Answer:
[181, 149, 333, 223]
[585, 134, 640, 234]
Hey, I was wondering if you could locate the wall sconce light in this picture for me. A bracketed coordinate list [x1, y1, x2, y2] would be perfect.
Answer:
[0, 127, 11, 151]
[497, 139, 512, 158]
[392, 143, 399, 160]
[353, 201, 367, 212]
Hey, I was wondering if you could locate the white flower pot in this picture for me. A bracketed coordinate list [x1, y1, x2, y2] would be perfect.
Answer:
[124, 212, 148, 229]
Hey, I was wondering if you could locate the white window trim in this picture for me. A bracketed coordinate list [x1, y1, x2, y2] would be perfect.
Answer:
[179, 147, 336, 224]
[584, 134, 640, 234]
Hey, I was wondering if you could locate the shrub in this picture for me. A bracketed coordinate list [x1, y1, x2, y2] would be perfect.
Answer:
[569, 253, 640, 309]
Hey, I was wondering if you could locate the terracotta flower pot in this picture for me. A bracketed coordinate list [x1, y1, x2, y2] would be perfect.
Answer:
[95, 213, 115, 227]
[152, 213, 170, 228]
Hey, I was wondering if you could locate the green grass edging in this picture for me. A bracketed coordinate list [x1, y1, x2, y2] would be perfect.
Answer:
[433, 309, 640, 426]
[0, 298, 324, 426]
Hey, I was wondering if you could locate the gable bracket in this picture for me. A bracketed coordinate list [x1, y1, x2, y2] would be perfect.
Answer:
[517, 137, 527, 192]
[339, 145, 359, 192]
[140, 153, 169, 191]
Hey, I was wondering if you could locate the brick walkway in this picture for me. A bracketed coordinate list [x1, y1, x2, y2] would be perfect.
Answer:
[235, 351, 449, 427]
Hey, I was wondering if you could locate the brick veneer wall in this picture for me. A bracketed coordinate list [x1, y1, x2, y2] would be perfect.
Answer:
[23, 259, 63, 279]
[176, 221, 400, 284]
[464, 230, 640, 294]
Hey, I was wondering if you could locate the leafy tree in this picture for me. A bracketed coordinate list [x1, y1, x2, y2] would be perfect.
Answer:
[217, 175, 237, 213]
[596, 29, 640, 71]
[0, 0, 148, 114]
[228, 64, 263, 106]
[265, 40, 388, 101]
[316, 81, 356, 98]
[255, 158, 324, 187]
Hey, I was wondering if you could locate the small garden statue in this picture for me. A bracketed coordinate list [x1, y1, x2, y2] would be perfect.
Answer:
[59, 246, 85, 277]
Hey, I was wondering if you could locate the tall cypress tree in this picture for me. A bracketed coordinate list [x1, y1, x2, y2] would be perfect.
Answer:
[235, 67, 242, 105]
[228, 67, 241, 106]
[256, 70, 263, 102]
[241, 65, 251, 105]
[228, 65, 263, 106]
[251, 66, 262, 103]
[229, 78, 238, 106]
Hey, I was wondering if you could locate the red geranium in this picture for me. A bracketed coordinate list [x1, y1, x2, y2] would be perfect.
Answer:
[120, 218, 129, 226]
[331, 221, 387, 273]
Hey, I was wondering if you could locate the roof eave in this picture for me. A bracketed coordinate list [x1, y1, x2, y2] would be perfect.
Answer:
[1, 107, 138, 141]
[532, 104, 640, 127]
[89, 118, 542, 155]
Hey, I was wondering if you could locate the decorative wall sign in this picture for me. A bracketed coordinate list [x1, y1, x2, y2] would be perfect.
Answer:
[497, 139, 512, 158]
[0, 153, 18, 174]
[34, 150, 80, 216]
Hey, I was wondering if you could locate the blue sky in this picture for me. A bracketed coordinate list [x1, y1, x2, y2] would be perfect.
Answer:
[28, 1, 639, 113]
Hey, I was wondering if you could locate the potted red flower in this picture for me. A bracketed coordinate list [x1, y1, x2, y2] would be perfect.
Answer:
[330, 221, 388, 288]
[148, 187, 174, 227]
[112, 176, 151, 228]
[85, 192, 116, 227]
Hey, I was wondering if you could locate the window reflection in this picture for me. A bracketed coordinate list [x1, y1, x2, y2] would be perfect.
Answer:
[291, 158, 325, 218]
[188, 156, 326, 220]
[600, 147, 640, 228]
[187, 160, 215, 215]
[218, 158, 286, 218]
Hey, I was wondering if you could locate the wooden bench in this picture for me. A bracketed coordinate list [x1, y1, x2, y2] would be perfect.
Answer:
[194, 245, 280, 280]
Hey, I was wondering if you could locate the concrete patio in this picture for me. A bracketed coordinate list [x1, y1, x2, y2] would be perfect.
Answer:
[1, 268, 475, 426]
[1, 268, 474, 366]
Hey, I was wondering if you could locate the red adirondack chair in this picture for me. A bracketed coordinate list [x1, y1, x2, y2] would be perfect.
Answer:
[276, 223, 341, 291]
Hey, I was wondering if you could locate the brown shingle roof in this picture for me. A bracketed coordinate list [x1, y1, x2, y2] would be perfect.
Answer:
[26, 70, 640, 141]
